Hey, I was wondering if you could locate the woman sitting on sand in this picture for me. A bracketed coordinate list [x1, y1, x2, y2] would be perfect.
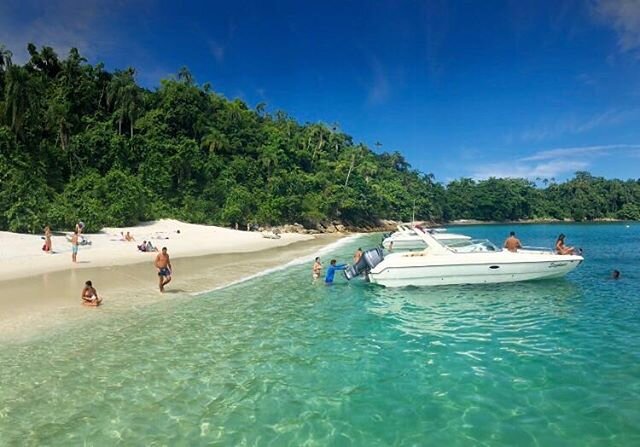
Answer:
[81, 280, 102, 307]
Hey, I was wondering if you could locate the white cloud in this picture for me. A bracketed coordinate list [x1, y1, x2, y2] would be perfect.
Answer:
[366, 56, 390, 105]
[516, 109, 638, 143]
[520, 144, 640, 161]
[0, 0, 113, 63]
[471, 160, 590, 180]
[470, 143, 640, 180]
[593, 0, 640, 53]
[208, 40, 225, 64]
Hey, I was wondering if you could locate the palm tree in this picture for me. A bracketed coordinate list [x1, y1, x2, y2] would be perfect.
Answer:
[200, 128, 229, 154]
[0, 44, 12, 71]
[107, 68, 140, 136]
[177, 66, 194, 85]
[4, 66, 31, 138]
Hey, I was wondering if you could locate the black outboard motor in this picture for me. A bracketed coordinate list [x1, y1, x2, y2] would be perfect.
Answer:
[344, 247, 385, 280]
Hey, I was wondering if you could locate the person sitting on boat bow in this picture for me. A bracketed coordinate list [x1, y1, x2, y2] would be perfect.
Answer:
[555, 233, 580, 255]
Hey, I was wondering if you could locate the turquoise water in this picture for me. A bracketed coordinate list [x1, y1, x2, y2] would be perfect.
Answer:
[1, 223, 639, 446]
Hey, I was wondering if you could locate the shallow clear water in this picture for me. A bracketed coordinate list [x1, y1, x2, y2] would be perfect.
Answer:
[1, 223, 639, 446]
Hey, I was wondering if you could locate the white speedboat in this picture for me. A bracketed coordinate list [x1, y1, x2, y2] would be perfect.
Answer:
[381, 225, 470, 251]
[347, 228, 583, 287]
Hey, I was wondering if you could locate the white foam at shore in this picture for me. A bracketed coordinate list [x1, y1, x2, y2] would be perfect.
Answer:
[190, 234, 365, 296]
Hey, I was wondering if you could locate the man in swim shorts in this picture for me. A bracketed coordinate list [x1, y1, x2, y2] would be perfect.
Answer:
[155, 247, 173, 292]
[81, 280, 102, 306]
[71, 230, 79, 263]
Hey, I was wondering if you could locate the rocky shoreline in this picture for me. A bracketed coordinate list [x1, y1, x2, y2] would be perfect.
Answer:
[266, 217, 634, 235]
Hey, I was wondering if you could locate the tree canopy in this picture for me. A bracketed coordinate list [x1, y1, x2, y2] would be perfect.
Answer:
[0, 44, 638, 233]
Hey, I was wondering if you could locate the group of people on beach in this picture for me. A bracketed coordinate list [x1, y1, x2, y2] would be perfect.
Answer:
[81, 246, 173, 307]
[40, 222, 177, 307]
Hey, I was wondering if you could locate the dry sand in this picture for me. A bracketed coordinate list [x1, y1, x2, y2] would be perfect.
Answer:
[0, 220, 350, 341]
[0, 219, 313, 282]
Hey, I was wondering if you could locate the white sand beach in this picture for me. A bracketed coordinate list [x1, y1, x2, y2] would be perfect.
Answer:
[0, 220, 348, 341]
[0, 219, 313, 282]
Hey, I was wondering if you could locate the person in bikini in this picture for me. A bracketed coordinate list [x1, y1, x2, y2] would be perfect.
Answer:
[43, 226, 52, 253]
[555, 233, 577, 255]
[155, 247, 173, 292]
[312, 257, 322, 281]
[81, 280, 102, 306]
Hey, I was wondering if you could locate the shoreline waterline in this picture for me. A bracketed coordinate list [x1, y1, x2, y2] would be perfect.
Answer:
[0, 233, 357, 342]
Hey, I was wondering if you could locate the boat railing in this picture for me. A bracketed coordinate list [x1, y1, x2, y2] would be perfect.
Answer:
[447, 239, 499, 253]
[519, 245, 555, 254]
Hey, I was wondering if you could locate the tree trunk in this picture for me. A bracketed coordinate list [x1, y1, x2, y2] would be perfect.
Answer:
[344, 153, 356, 187]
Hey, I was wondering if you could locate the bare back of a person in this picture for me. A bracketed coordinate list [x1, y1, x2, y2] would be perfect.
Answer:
[504, 236, 521, 252]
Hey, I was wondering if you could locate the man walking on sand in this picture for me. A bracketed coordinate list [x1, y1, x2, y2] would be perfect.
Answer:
[155, 247, 173, 292]
[71, 230, 79, 262]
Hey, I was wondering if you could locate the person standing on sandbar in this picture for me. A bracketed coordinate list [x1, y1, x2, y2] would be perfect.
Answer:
[155, 247, 173, 292]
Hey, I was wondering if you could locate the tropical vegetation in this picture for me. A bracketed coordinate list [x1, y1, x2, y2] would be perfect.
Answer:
[0, 44, 639, 233]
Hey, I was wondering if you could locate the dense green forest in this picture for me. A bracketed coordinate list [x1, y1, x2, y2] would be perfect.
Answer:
[0, 44, 639, 233]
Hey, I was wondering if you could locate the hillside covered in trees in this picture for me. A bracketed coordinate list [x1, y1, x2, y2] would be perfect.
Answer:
[0, 44, 639, 233]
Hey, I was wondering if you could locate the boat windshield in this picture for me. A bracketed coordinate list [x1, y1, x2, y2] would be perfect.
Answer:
[445, 239, 499, 253]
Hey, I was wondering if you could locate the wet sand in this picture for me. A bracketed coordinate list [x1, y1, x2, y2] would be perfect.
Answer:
[0, 234, 346, 342]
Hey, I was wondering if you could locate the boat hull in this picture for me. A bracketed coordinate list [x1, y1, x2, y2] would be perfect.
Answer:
[368, 257, 582, 287]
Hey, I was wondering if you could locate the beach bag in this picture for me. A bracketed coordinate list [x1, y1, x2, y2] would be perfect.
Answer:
[42, 244, 47, 251]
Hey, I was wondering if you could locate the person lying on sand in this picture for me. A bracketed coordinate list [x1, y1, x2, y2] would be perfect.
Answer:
[81, 280, 102, 306]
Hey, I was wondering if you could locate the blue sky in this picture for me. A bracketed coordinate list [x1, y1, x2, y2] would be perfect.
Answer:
[2, 0, 640, 182]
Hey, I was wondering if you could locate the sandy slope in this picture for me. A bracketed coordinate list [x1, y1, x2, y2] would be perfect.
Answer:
[0, 219, 312, 282]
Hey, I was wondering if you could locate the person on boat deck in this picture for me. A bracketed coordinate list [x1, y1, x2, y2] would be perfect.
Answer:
[504, 231, 522, 252]
[555, 233, 577, 255]
[81, 280, 102, 307]
[325, 259, 347, 284]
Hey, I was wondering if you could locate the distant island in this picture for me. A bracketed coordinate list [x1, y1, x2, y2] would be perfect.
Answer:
[1, 43, 639, 234]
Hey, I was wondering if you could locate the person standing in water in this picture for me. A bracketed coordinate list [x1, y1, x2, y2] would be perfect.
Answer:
[312, 257, 322, 281]
[353, 248, 363, 263]
[503, 231, 522, 252]
[81, 280, 102, 306]
[155, 247, 173, 292]
[71, 230, 79, 263]
[325, 259, 347, 284]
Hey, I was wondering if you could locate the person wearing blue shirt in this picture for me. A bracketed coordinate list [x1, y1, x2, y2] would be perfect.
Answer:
[325, 259, 347, 284]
